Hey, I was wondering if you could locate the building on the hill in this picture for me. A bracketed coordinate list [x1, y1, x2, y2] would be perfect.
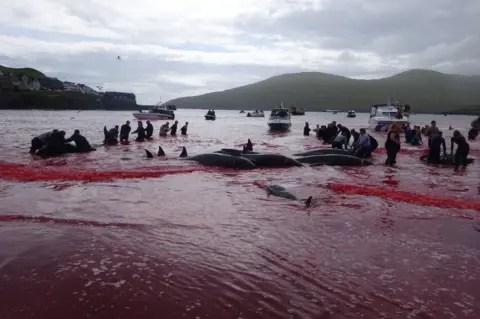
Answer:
[38, 77, 64, 91]
[103, 91, 137, 110]
[63, 81, 82, 92]
[77, 84, 99, 95]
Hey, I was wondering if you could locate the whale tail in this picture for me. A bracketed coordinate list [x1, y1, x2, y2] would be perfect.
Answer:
[145, 149, 154, 158]
[305, 196, 312, 208]
[179, 147, 188, 158]
[157, 146, 165, 157]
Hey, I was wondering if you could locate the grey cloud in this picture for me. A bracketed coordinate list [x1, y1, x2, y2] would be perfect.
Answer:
[237, 0, 479, 71]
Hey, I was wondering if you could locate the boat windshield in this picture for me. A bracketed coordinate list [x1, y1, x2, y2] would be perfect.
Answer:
[271, 109, 289, 117]
[380, 111, 398, 117]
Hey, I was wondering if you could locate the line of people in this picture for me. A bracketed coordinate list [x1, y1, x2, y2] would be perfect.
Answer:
[29, 129, 94, 157]
[104, 120, 189, 145]
[305, 121, 379, 159]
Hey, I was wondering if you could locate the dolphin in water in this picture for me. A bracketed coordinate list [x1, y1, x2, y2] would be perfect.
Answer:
[185, 150, 256, 169]
[294, 148, 352, 157]
[179, 147, 188, 158]
[145, 149, 154, 158]
[241, 153, 303, 167]
[215, 148, 259, 156]
[420, 154, 474, 165]
[265, 184, 312, 207]
[157, 146, 165, 156]
[298, 154, 372, 166]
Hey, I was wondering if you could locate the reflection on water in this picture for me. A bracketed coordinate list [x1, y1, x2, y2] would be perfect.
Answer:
[0, 110, 479, 319]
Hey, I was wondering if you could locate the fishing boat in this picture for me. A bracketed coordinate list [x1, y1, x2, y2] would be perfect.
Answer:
[246, 110, 265, 118]
[205, 110, 216, 120]
[240, 110, 245, 113]
[132, 102, 175, 120]
[346, 110, 356, 118]
[368, 100, 411, 131]
[267, 104, 291, 131]
[290, 105, 305, 115]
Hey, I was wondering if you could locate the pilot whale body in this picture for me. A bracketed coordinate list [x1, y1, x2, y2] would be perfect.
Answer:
[187, 153, 256, 169]
[265, 184, 312, 207]
[215, 148, 259, 156]
[298, 154, 372, 166]
[294, 148, 352, 157]
[420, 154, 474, 165]
[241, 153, 303, 167]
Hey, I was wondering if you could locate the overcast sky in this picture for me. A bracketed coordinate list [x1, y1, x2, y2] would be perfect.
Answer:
[1, 0, 478, 103]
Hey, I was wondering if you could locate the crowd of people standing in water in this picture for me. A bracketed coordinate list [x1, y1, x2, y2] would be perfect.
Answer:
[303, 119, 475, 171]
[103, 120, 189, 145]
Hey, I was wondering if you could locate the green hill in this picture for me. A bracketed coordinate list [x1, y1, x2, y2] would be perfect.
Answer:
[0, 65, 45, 78]
[168, 69, 480, 114]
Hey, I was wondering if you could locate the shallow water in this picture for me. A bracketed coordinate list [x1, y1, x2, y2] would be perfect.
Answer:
[0, 109, 479, 319]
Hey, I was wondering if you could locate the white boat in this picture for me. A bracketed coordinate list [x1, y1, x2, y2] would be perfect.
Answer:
[246, 110, 265, 118]
[132, 102, 175, 120]
[368, 100, 411, 131]
[267, 105, 291, 131]
[346, 110, 356, 118]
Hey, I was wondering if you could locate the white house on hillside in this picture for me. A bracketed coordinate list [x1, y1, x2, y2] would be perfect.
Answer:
[63, 81, 82, 92]
[77, 83, 99, 95]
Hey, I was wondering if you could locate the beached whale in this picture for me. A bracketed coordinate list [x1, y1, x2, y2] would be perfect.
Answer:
[420, 154, 474, 165]
[241, 153, 303, 167]
[185, 151, 256, 169]
[214, 148, 259, 156]
[297, 154, 372, 166]
[294, 148, 353, 157]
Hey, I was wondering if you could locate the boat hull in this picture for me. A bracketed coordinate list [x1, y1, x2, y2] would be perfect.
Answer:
[132, 113, 174, 120]
[346, 114, 356, 118]
[368, 117, 410, 131]
[268, 121, 291, 131]
[247, 113, 265, 118]
[205, 115, 216, 121]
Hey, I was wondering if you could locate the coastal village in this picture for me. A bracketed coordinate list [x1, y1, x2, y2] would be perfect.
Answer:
[0, 67, 139, 110]
[0, 68, 100, 95]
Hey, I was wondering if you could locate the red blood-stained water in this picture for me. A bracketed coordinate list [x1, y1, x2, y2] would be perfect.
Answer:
[0, 110, 479, 319]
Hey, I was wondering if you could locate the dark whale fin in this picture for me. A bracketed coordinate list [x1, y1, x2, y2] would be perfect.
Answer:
[179, 147, 188, 158]
[305, 196, 313, 208]
[157, 146, 165, 157]
[145, 149, 153, 158]
[103, 126, 108, 139]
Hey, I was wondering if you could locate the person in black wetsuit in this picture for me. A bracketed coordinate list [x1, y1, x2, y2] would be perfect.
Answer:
[30, 130, 56, 154]
[181, 122, 188, 135]
[303, 122, 311, 136]
[145, 120, 154, 139]
[337, 124, 351, 146]
[132, 121, 146, 141]
[385, 129, 401, 166]
[450, 130, 470, 172]
[325, 122, 338, 143]
[120, 121, 131, 142]
[316, 125, 327, 142]
[427, 131, 446, 163]
[169, 120, 178, 135]
[65, 129, 95, 152]
[467, 128, 478, 141]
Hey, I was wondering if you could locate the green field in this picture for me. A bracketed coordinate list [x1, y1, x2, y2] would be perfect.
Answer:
[168, 69, 480, 114]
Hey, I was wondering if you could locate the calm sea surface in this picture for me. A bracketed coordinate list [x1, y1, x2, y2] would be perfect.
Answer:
[0, 109, 479, 319]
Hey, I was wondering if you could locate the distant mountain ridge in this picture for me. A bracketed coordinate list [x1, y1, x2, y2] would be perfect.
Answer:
[168, 69, 480, 114]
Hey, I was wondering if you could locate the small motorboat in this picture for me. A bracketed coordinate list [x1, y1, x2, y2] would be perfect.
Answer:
[205, 109, 216, 120]
[247, 110, 265, 118]
[290, 105, 305, 115]
[132, 102, 175, 120]
[240, 110, 245, 113]
[346, 110, 356, 118]
[368, 100, 411, 131]
[267, 105, 291, 131]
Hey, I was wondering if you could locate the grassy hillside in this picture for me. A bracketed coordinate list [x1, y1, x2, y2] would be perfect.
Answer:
[168, 69, 480, 114]
[0, 65, 45, 78]
[0, 91, 102, 110]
